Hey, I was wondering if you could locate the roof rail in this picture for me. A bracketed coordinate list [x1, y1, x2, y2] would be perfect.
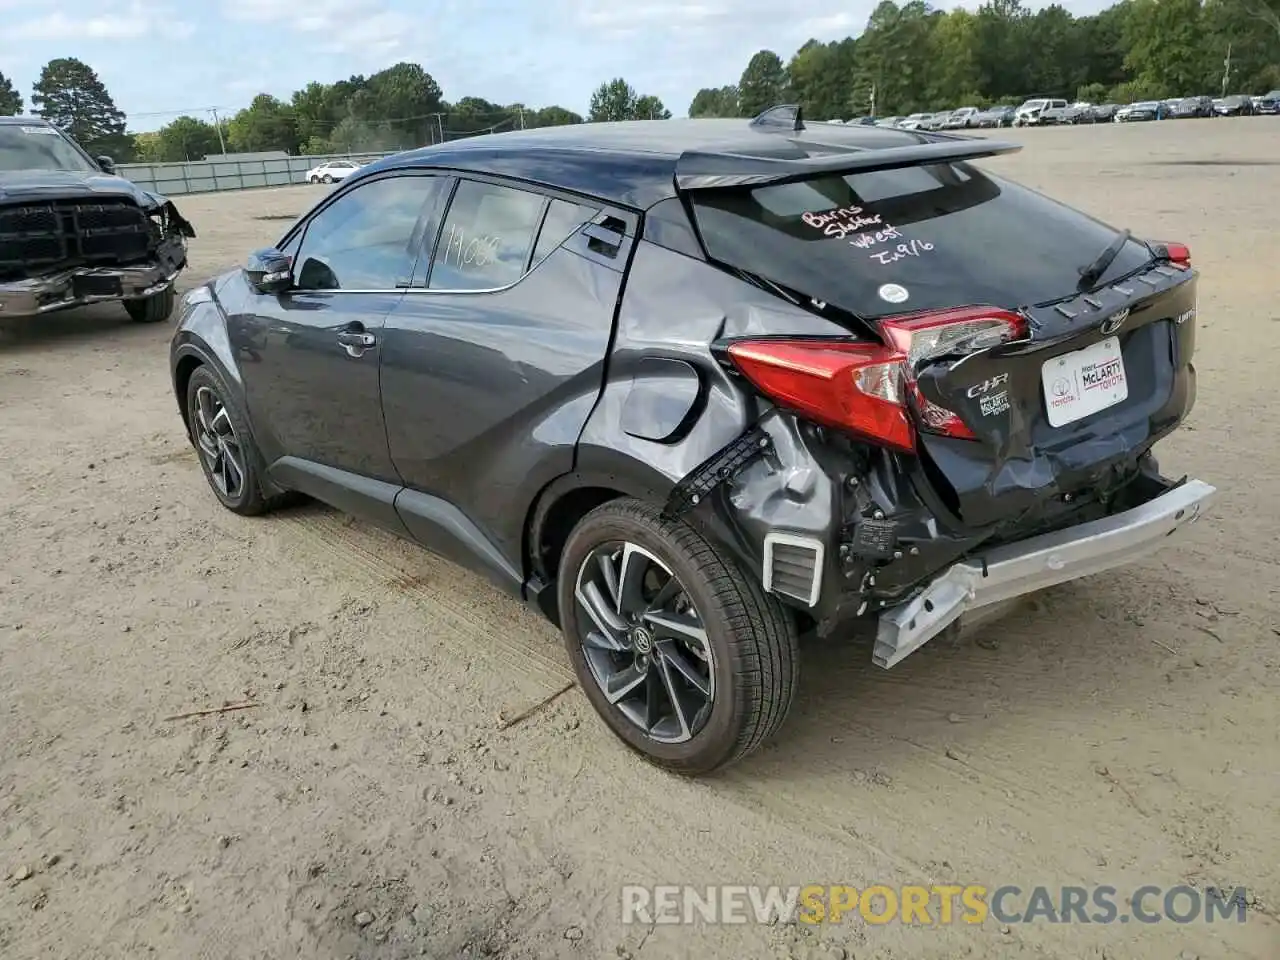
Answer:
[750, 104, 804, 132]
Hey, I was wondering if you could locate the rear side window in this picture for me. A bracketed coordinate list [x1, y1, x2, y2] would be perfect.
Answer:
[428, 180, 546, 291]
[688, 163, 1153, 319]
[532, 198, 600, 264]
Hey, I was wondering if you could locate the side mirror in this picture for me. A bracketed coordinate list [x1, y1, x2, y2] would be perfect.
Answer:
[96, 155, 116, 174]
[244, 248, 293, 294]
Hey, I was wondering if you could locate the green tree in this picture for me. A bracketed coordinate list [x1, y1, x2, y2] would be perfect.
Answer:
[738, 50, 788, 117]
[0, 71, 22, 115]
[588, 78, 639, 121]
[365, 62, 443, 145]
[1124, 0, 1207, 96]
[31, 57, 133, 158]
[634, 95, 671, 119]
[152, 115, 223, 161]
[531, 105, 584, 127]
[227, 94, 300, 153]
[688, 85, 739, 117]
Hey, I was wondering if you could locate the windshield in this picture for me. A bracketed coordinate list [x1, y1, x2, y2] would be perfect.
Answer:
[0, 123, 97, 173]
[688, 162, 1153, 321]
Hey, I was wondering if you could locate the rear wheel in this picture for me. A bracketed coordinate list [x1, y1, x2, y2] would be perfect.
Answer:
[185, 365, 271, 516]
[124, 284, 175, 323]
[557, 498, 799, 776]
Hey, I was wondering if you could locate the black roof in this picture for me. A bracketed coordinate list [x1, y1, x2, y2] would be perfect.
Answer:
[359, 117, 1013, 210]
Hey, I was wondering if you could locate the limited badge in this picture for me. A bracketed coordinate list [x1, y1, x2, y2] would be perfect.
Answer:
[878, 283, 909, 304]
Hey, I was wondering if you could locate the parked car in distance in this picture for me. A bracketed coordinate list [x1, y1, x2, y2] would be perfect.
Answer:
[898, 112, 933, 130]
[1088, 103, 1120, 123]
[1215, 94, 1254, 116]
[170, 109, 1214, 775]
[974, 105, 1016, 128]
[1115, 101, 1160, 122]
[874, 115, 904, 128]
[1013, 98, 1068, 126]
[942, 107, 980, 129]
[1172, 96, 1215, 118]
[1253, 90, 1280, 115]
[0, 115, 195, 323]
[306, 159, 363, 184]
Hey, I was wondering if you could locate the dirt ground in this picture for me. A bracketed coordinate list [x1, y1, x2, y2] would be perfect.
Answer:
[2, 117, 1278, 960]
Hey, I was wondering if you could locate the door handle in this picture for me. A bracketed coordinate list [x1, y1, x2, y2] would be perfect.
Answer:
[337, 330, 376, 358]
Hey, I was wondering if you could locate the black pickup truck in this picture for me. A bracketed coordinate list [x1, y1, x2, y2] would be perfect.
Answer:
[0, 116, 194, 323]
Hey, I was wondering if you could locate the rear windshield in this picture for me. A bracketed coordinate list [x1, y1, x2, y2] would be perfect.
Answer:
[687, 162, 1153, 320]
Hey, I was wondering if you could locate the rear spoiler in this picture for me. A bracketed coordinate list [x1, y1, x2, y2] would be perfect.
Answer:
[674, 138, 1022, 191]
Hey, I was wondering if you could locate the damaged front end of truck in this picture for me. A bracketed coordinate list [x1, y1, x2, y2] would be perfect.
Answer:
[0, 117, 195, 319]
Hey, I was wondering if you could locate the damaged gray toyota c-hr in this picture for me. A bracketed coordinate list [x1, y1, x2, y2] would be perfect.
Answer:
[0, 115, 194, 324]
[169, 105, 1215, 775]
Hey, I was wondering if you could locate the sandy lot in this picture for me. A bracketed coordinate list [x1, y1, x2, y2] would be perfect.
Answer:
[2, 118, 1278, 960]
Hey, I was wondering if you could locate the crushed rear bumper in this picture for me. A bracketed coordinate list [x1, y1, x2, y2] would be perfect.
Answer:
[0, 258, 183, 318]
[873, 478, 1216, 668]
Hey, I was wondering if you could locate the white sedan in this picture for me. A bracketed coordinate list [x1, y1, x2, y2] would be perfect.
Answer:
[305, 159, 362, 184]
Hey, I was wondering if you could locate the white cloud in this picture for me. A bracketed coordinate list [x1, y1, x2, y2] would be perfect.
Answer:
[8, 0, 192, 41]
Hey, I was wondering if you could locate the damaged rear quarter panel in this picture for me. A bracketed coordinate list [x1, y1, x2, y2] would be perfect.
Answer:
[575, 239, 856, 577]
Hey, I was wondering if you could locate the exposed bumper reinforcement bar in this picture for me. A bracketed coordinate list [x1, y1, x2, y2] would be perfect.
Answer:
[874, 478, 1217, 669]
[0, 262, 182, 318]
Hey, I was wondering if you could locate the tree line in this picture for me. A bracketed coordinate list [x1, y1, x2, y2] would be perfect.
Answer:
[691, 0, 1280, 120]
[1, 0, 1277, 163]
[0, 60, 669, 163]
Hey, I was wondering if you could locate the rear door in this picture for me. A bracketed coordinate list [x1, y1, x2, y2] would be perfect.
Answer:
[686, 156, 1197, 530]
[379, 175, 634, 566]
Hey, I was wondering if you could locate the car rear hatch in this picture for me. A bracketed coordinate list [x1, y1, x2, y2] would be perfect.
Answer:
[681, 132, 1198, 532]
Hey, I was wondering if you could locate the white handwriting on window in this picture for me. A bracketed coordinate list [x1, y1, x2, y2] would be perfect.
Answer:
[801, 206, 884, 239]
[443, 224, 502, 269]
[869, 239, 935, 265]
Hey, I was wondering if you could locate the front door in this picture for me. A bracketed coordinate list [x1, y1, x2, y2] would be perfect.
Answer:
[234, 172, 450, 487]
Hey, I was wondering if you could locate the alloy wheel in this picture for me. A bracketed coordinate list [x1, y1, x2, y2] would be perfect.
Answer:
[573, 541, 715, 744]
[193, 386, 246, 501]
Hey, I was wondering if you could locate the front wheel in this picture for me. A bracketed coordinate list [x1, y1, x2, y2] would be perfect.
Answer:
[124, 284, 175, 323]
[557, 498, 799, 776]
[185, 365, 272, 516]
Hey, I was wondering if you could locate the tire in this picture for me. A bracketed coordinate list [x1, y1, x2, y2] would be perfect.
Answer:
[321, 174, 334, 184]
[124, 284, 175, 323]
[557, 498, 799, 776]
[185, 365, 273, 517]
[310, 175, 320, 183]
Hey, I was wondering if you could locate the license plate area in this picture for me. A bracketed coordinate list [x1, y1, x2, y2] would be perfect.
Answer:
[1041, 336, 1128, 427]
[72, 274, 123, 299]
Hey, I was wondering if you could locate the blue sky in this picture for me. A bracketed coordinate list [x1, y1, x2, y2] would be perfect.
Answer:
[0, 0, 1111, 131]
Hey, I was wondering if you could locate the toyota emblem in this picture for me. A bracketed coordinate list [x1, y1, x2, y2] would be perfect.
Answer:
[1099, 308, 1130, 335]
[1051, 377, 1072, 398]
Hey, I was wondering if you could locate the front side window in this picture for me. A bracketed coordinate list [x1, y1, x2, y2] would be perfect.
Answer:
[292, 175, 442, 291]
[427, 180, 547, 291]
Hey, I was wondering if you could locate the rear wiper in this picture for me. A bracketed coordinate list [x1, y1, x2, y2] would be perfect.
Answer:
[1077, 228, 1131, 290]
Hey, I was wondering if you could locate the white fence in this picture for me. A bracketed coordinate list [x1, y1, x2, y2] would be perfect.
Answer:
[115, 153, 390, 196]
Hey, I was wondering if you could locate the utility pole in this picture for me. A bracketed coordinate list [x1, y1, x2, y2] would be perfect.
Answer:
[518, 106, 525, 129]
[870, 83, 876, 119]
[209, 108, 227, 154]
[1221, 43, 1232, 98]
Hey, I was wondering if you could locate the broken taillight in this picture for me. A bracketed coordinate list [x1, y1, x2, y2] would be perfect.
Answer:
[725, 306, 1027, 453]
[1153, 241, 1191, 269]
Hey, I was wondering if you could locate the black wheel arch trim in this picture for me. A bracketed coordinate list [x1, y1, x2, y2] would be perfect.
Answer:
[170, 336, 289, 499]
